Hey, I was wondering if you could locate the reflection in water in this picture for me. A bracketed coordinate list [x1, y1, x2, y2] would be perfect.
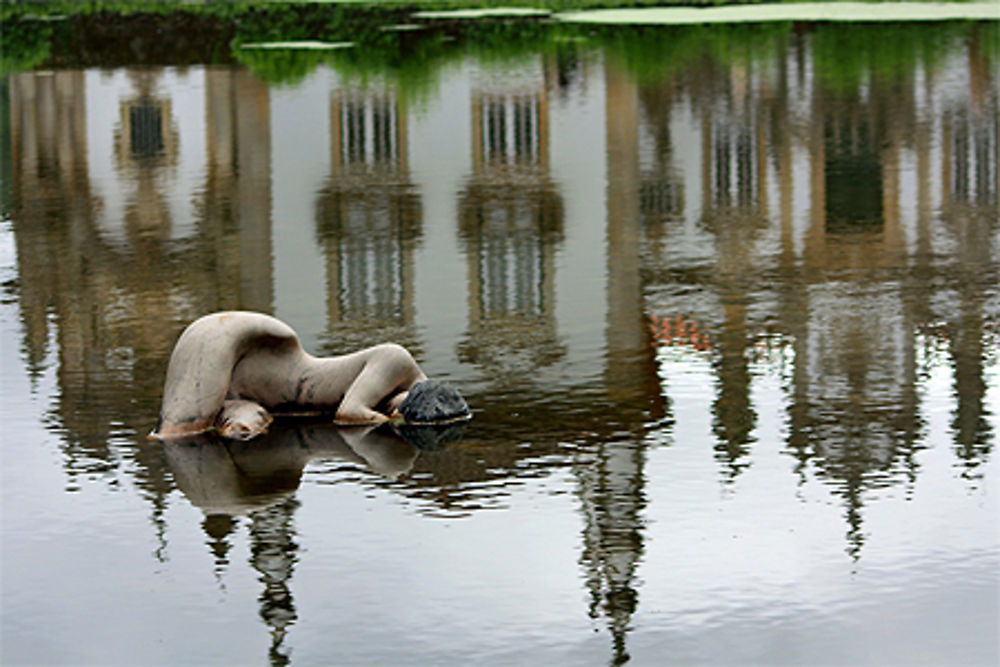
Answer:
[164, 423, 422, 664]
[634, 24, 997, 562]
[4, 18, 998, 665]
[577, 438, 646, 666]
[252, 497, 299, 667]
[316, 86, 422, 352]
[457, 69, 567, 387]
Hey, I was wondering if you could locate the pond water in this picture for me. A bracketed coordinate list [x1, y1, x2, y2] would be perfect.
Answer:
[2, 12, 998, 666]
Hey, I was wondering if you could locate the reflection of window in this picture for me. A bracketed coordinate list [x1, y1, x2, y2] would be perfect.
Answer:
[129, 99, 165, 160]
[321, 89, 420, 335]
[478, 95, 541, 166]
[459, 184, 564, 321]
[336, 202, 407, 320]
[337, 96, 398, 167]
[477, 222, 546, 318]
[824, 115, 883, 233]
[947, 109, 998, 206]
[711, 123, 759, 209]
[639, 177, 683, 223]
[115, 94, 176, 171]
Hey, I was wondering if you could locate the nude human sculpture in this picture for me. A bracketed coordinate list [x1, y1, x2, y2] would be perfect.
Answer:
[151, 311, 462, 441]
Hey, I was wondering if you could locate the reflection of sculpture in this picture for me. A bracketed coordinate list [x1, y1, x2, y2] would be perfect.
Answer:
[164, 422, 423, 514]
[152, 311, 468, 440]
[164, 421, 422, 666]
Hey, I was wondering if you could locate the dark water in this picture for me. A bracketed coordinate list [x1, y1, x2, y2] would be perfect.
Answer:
[2, 13, 998, 666]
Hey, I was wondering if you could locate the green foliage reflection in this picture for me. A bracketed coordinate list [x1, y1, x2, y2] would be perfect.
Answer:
[233, 48, 331, 87]
[232, 14, 564, 101]
[812, 22, 964, 94]
[3, 1, 996, 98]
[0, 16, 53, 75]
[596, 23, 790, 83]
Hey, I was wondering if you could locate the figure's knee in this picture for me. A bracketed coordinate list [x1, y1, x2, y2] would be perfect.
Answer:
[215, 399, 273, 440]
[368, 343, 425, 382]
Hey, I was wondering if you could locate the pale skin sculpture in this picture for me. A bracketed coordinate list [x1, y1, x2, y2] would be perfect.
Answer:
[151, 311, 428, 440]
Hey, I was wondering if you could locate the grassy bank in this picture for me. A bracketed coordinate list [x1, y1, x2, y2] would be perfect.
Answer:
[4, 0, 999, 14]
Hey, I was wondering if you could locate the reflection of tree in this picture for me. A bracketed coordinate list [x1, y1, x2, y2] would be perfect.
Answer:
[316, 88, 423, 354]
[701, 69, 770, 482]
[711, 298, 755, 481]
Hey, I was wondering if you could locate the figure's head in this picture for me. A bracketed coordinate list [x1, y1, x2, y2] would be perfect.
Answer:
[398, 380, 471, 425]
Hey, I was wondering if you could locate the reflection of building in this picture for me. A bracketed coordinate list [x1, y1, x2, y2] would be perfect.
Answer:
[9, 64, 274, 558]
[6, 23, 997, 667]
[316, 87, 421, 352]
[456, 68, 567, 387]
[634, 30, 997, 557]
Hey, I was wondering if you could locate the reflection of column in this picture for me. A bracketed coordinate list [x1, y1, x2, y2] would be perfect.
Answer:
[938, 79, 998, 474]
[457, 76, 565, 386]
[788, 69, 926, 559]
[805, 93, 827, 270]
[317, 88, 420, 352]
[10, 71, 90, 372]
[203, 68, 241, 310]
[249, 498, 300, 667]
[201, 68, 275, 313]
[604, 61, 647, 403]
[234, 70, 274, 313]
[578, 439, 646, 666]
[574, 59, 651, 666]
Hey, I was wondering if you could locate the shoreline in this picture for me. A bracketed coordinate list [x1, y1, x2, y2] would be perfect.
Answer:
[556, 1, 1000, 24]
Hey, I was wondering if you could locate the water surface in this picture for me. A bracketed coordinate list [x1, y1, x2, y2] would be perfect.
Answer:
[2, 13, 998, 665]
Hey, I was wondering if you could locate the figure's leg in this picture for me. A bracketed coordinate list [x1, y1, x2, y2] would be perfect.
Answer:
[335, 344, 427, 424]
